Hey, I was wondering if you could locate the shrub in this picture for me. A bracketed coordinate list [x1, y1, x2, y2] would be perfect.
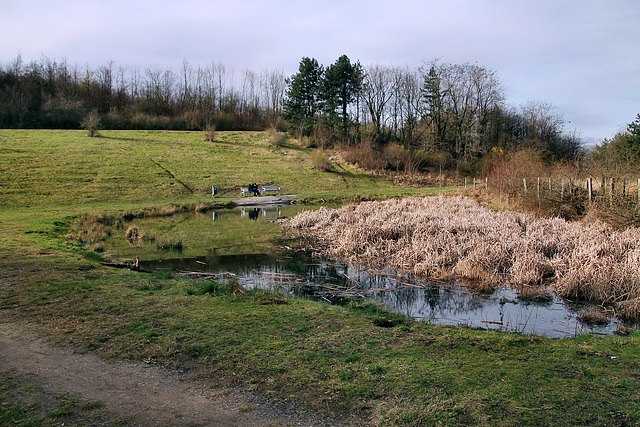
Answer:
[311, 150, 334, 172]
[274, 117, 288, 132]
[383, 144, 405, 171]
[202, 124, 216, 142]
[300, 135, 316, 148]
[266, 127, 288, 147]
[81, 110, 101, 137]
[342, 141, 386, 171]
[125, 225, 142, 243]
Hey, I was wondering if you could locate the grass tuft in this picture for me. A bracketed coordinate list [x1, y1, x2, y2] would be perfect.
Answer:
[155, 238, 183, 251]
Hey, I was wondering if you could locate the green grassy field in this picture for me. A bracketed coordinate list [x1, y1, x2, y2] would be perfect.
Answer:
[1, 129, 639, 425]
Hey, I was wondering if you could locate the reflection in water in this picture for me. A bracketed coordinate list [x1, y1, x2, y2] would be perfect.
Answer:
[142, 247, 630, 338]
[240, 206, 283, 220]
[115, 206, 634, 338]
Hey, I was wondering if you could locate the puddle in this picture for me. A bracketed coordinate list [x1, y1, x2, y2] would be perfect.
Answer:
[104, 205, 636, 338]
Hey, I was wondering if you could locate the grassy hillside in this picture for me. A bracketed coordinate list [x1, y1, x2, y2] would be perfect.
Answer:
[0, 129, 424, 210]
[1, 129, 639, 426]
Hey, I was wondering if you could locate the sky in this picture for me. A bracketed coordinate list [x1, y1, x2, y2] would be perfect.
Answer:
[1, 0, 639, 141]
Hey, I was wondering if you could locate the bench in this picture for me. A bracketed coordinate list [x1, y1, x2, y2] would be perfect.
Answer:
[240, 185, 281, 196]
[260, 185, 281, 194]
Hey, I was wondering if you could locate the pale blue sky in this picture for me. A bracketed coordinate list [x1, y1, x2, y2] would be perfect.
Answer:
[1, 0, 638, 140]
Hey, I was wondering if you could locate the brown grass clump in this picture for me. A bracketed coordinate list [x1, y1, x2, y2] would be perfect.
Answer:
[614, 325, 635, 336]
[195, 203, 209, 213]
[517, 285, 553, 302]
[68, 212, 123, 245]
[577, 308, 611, 325]
[284, 196, 640, 319]
[461, 279, 498, 294]
[310, 150, 335, 172]
[266, 127, 288, 147]
[125, 225, 143, 243]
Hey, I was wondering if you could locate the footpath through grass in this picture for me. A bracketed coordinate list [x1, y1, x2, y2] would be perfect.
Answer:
[1, 129, 639, 425]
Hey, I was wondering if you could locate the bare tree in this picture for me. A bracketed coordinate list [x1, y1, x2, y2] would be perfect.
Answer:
[361, 64, 397, 136]
[95, 61, 114, 112]
[144, 65, 176, 115]
[212, 62, 228, 111]
[394, 67, 423, 146]
[241, 68, 260, 114]
[422, 60, 505, 159]
[179, 59, 195, 111]
[261, 68, 286, 122]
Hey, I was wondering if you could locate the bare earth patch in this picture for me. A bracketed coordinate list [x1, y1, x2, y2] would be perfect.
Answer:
[0, 322, 339, 426]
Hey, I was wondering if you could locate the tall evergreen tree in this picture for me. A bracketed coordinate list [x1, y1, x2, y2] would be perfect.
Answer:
[615, 113, 640, 166]
[422, 65, 448, 151]
[322, 55, 363, 139]
[282, 57, 323, 136]
[627, 113, 640, 148]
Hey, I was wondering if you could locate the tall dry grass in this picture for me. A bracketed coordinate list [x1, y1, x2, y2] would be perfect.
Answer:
[284, 196, 640, 319]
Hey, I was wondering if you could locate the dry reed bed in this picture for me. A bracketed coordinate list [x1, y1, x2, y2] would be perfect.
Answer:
[284, 196, 640, 319]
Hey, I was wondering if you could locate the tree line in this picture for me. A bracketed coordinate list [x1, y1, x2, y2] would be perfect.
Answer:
[283, 56, 582, 171]
[0, 54, 287, 131]
[0, 53, 590, 171]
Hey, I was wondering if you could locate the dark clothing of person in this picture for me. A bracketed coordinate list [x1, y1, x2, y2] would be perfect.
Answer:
[249, 183, 260, 196]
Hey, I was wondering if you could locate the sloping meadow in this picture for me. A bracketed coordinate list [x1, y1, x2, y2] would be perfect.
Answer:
[284, 196, 640, 320]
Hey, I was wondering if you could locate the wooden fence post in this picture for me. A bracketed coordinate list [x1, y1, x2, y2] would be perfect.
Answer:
[610, 178, 615, 206]
[569, 179, 573, 196]
[523, 177, 527, 194]
[587, 178, 592, 204]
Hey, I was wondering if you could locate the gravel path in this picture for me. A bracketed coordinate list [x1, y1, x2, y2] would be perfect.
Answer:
[0, 322, 343, 426]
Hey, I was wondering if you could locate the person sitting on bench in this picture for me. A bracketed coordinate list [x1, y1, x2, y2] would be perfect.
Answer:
[249, 183, 261, 196]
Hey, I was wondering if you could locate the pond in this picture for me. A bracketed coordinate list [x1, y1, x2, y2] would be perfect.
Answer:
[103, 204, 634, 338]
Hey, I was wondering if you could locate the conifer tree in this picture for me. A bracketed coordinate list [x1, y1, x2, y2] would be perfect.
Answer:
[322, 55, 363, 139]
[282, 57, 323, 137]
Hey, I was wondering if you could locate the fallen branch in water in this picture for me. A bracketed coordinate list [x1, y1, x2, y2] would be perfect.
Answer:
[176, 271, 238, 281]
[101, 262, 150, 273]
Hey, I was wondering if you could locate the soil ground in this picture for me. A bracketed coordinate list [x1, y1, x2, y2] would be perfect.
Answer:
[0, 321, 343, 426]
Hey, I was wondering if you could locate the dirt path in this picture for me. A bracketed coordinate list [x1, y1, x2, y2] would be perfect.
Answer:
[0, 322, 341, 426]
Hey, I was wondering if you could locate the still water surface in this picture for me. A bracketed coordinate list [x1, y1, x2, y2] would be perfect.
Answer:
[105, 204, 632, 338]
